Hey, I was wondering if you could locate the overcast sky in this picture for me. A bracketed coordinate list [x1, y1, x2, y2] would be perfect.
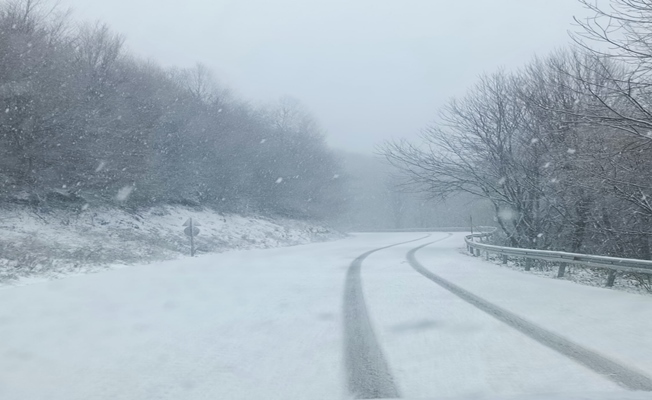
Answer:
[59, 0, 591, 154]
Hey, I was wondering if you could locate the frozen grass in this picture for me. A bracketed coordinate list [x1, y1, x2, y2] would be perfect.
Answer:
[0, 204, 342, 286]
[462, 248, 652, 296]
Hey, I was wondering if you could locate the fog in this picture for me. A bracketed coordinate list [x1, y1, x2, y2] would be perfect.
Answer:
[5, 3, 652, 396]
[61, 0, 590, 153]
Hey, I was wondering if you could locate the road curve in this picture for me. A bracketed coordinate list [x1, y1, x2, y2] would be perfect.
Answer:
[343, 234, 431, 399]
[407, 241, 652, 391]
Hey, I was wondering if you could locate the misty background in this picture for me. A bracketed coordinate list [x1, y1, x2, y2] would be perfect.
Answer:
[8, 0, 652, 262]
[60, 0, 589, 153]
[52, 0, 589, 230]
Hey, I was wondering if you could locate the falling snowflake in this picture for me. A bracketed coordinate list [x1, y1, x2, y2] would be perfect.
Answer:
[498, 177, 506, 185]
[260, 139, 266, 144]
[115, 185, 134, 201]
[551, 178, 559, 183]
[537, 233, 544, 238]
[567, 148, 576, 154]
[544, 162, 551, 168]
[275, 177, 283, 184]
[333, 174, 340, 179]
[81, 203, 89, 211]
[95, 161, 106, 173]
[498, 208, 517, 221]
[530, 138, 539, 144]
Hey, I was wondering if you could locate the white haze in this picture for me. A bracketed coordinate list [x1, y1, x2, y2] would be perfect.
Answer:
[60, 0, 591, 153]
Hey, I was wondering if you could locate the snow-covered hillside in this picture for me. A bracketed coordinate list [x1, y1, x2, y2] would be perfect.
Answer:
[0, 205, 342, 286]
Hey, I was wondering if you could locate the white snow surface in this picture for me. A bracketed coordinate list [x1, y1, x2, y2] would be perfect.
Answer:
[0, 204, 340, 286]
[0, 232, 651, 399]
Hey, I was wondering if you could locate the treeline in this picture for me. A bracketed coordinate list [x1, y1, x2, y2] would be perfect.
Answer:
[0, 0, 344, 219]
[385, 0, 652, 259]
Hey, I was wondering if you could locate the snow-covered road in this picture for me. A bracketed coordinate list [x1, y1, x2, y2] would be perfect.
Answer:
[1, 233, 651, 399]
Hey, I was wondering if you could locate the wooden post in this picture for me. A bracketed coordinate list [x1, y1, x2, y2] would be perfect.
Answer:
[189, 218, 195, 257]
[557, 262, 567, 278]
[484, 251, 489, 260]
[470, 216, 474, 241]
[502, 254, 508, 264]
[525, 258, 532, 271]
[606, 270, 617, 287]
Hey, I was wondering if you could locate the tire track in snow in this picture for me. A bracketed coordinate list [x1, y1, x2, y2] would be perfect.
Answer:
[407, 241, 652, 391]
[343, 233, 450, 399]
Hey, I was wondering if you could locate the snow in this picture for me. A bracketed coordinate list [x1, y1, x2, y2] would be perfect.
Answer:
[115, 185, 134, 201]
[0, 233, 383, 400]
[465, 248, 652, 295]
[0, 205, 340, 286]
[0, 232, 650, 399]
[363, 236, 625, 399]
[413, 234, 652, 388]
[95, 161, 106, 173]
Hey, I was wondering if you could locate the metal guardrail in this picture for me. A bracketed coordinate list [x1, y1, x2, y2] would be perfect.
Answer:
[465, 230, 652, 287]
[352, 227, 473, 233]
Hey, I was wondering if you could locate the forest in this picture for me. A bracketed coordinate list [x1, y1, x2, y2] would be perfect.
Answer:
[385, 0, 652, 259]
[0, 0, 345, 219]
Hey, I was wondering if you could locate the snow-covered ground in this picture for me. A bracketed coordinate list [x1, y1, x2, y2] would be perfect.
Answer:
[468, 248, 652, 295]
[0, 205, 340, 285]
[414, 234, 652, 386]
[0, 232, 651, 399]
[361, 235, 651, 398]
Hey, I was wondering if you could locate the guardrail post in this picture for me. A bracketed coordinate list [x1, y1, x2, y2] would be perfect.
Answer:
[525, 258, 532, 271]
[474, 248, 480, 257]
[502, 254, 508, 264]
[484, 250, 489, 260]
[557, 262, 567, 278]
[606, 270, 617, 287]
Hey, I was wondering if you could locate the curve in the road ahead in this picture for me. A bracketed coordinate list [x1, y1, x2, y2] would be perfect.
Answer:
[343, 234, 434, 399]
[407, 241, 652, 392]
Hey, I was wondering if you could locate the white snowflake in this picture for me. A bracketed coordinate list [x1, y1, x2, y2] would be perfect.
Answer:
[115, 186, 134, 202]
[95, 161, 106, 173]
[498, 208, 517, 221]
[275, 177, 283, 184]
[567, 148, 576, 154]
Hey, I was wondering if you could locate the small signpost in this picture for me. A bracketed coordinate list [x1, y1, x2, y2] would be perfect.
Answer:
[183, 218, 201, 256]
